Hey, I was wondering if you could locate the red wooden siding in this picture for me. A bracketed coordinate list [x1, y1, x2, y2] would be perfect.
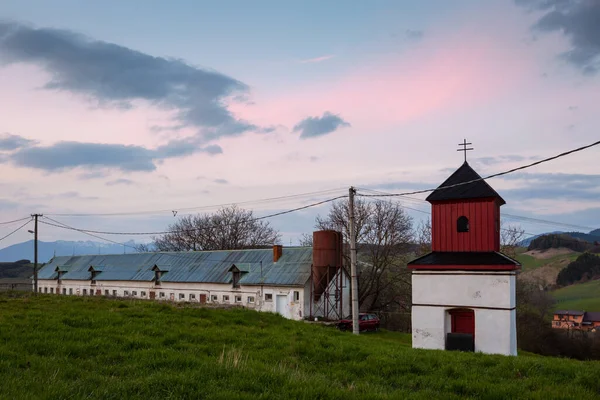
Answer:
[431, 198, 500, 252]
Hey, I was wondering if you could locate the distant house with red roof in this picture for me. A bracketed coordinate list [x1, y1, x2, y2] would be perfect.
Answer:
[553, 310, 600, 332]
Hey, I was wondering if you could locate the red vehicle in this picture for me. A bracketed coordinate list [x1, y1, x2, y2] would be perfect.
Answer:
[337, 313, 380, 332]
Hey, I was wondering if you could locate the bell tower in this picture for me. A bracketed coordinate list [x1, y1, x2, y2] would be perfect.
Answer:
[428, 161, 503, 254]
[408, 145, 521, 356]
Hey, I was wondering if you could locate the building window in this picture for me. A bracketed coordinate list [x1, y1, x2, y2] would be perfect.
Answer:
[247, 296, 255, 304]
[223, 295, 230, 302]
[104, 290, 109, 296]
[232, 271, 241, 288]
[124, 290, 129, 296]
[141, 291, 146, 297]
[160, 292, 165, 298]
[112, 290, 117, 296]
[69, 288, 73, 295]
[90, 289, 94, 296]
[62, 288, 66, 295]
[39, 288, 42, 293]
[132, 291, 137, 297]
[235, 295, 242, 303]
[265, 293, 273, 301]
[154, 270, 161, 285]
[179, 293, 185, 300]
[210, 295, 217, 302]
[457, 216, 469, 233]
[190, 294, 197, 301]
[44, 287, 48, 293]
[83, 289, 87, 295]
[50, 287, 54, 294]
[293, 291, 300, 302]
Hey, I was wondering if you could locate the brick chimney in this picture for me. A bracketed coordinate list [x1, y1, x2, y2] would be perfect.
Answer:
[273, 245, 283, 262]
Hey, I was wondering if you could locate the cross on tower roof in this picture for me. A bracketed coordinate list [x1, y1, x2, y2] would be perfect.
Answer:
[457, 139, 474, 162]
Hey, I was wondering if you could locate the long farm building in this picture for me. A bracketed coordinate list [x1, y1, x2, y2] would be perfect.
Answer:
[36, 231, 350, 321]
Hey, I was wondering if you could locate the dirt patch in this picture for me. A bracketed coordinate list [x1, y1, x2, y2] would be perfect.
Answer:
[524, 247, 574, 259]
[520, 266, 560, 287]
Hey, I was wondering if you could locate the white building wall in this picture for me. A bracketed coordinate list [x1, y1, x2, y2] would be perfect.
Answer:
[411, 270, 517, 356]
[37, 279, 308, 320]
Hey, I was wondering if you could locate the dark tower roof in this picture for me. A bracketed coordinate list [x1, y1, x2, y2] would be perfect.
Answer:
[426, 162, 506, 205]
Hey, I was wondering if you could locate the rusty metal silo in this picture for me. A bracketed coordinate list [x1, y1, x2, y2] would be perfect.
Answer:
[312, 230, 343, 301]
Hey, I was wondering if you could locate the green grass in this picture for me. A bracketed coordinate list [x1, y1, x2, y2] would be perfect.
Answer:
[553, 280, 600, 311]
[1, 293, 600, 399]
[515, 251, 580, 272]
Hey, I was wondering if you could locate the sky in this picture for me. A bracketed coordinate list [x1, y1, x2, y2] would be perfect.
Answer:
[0, 0, 599, 249]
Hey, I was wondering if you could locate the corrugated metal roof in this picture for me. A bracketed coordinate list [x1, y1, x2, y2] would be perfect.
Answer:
[38, 247, 313, 286]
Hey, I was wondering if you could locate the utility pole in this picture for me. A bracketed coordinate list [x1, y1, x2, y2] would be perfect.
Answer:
[348, 187, 360, 335]
[31, 214, 42, 294]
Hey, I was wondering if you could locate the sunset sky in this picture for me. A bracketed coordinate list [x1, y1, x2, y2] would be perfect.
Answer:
[0, 0, 599, 247]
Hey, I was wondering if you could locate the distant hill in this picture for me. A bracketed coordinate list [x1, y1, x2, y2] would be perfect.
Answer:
[517, 231, 563, 247]
[0, 260, 32, 279]
[528, 234, 592, 253]
[0, 240, 140, 262]
[556, 253, 600, 287]
[518, 229, 600, 247]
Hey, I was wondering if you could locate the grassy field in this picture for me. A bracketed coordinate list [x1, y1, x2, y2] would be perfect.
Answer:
[514, 249, 580, 272]
[553, 280, 600, 311]
[1, 293, 600, 399]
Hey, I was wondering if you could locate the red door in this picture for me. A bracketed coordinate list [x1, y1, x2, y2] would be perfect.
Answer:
[450, 309, 475, 339]
[149, 291, 156, 300]
[200, 294, 207, 304]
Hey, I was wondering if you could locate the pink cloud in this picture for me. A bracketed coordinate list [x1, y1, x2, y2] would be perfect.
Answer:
[233, 33, 537, 133]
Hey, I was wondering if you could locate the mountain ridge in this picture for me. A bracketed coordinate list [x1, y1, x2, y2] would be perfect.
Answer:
[0, 240, 140, 262]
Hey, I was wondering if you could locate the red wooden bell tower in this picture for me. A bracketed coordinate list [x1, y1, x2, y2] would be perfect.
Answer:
[429, 161, 502, 253]
[409, 161, 520, 271]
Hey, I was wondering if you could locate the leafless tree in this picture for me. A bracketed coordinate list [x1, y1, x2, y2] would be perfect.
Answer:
[415, 219, 432, 257]
[516, 278, 555, 320]
[135, 243, 154, 252]
[151, 205, 280, 251]
[298, 233, 313, 247]
[313, 198, 414, 312]
[501, 222, 526, 258]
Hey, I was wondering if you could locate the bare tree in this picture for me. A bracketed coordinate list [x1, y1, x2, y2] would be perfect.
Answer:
[135, 243, 154, 252]
[501, 222, 525, 258]
[151, 205, 281, 251]
[314, 198, 414, 312]
[298, 233, 313, 247]
[415, 219, 432, 257]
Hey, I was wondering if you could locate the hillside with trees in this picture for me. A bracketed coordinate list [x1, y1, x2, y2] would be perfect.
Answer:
[556, 253, 600, 286]
[528, 234, 592, 252]
[0, 260, 32, 280]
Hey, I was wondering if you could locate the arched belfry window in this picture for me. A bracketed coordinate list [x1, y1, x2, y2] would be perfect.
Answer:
[457, 216, 469, 233]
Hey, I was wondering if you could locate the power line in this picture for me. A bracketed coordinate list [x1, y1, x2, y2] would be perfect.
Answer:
[358, 191, 597, 247]
[37, 195, 348, 236]
[44, 187, 347, 217]
[0, 218, 32, 242]
[357, 187, 598, 233]
[41, 216, 281, 265]
[41, 217, 131, 248]
[0, 216, 34, 226]
[358, 139, 600, 198]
